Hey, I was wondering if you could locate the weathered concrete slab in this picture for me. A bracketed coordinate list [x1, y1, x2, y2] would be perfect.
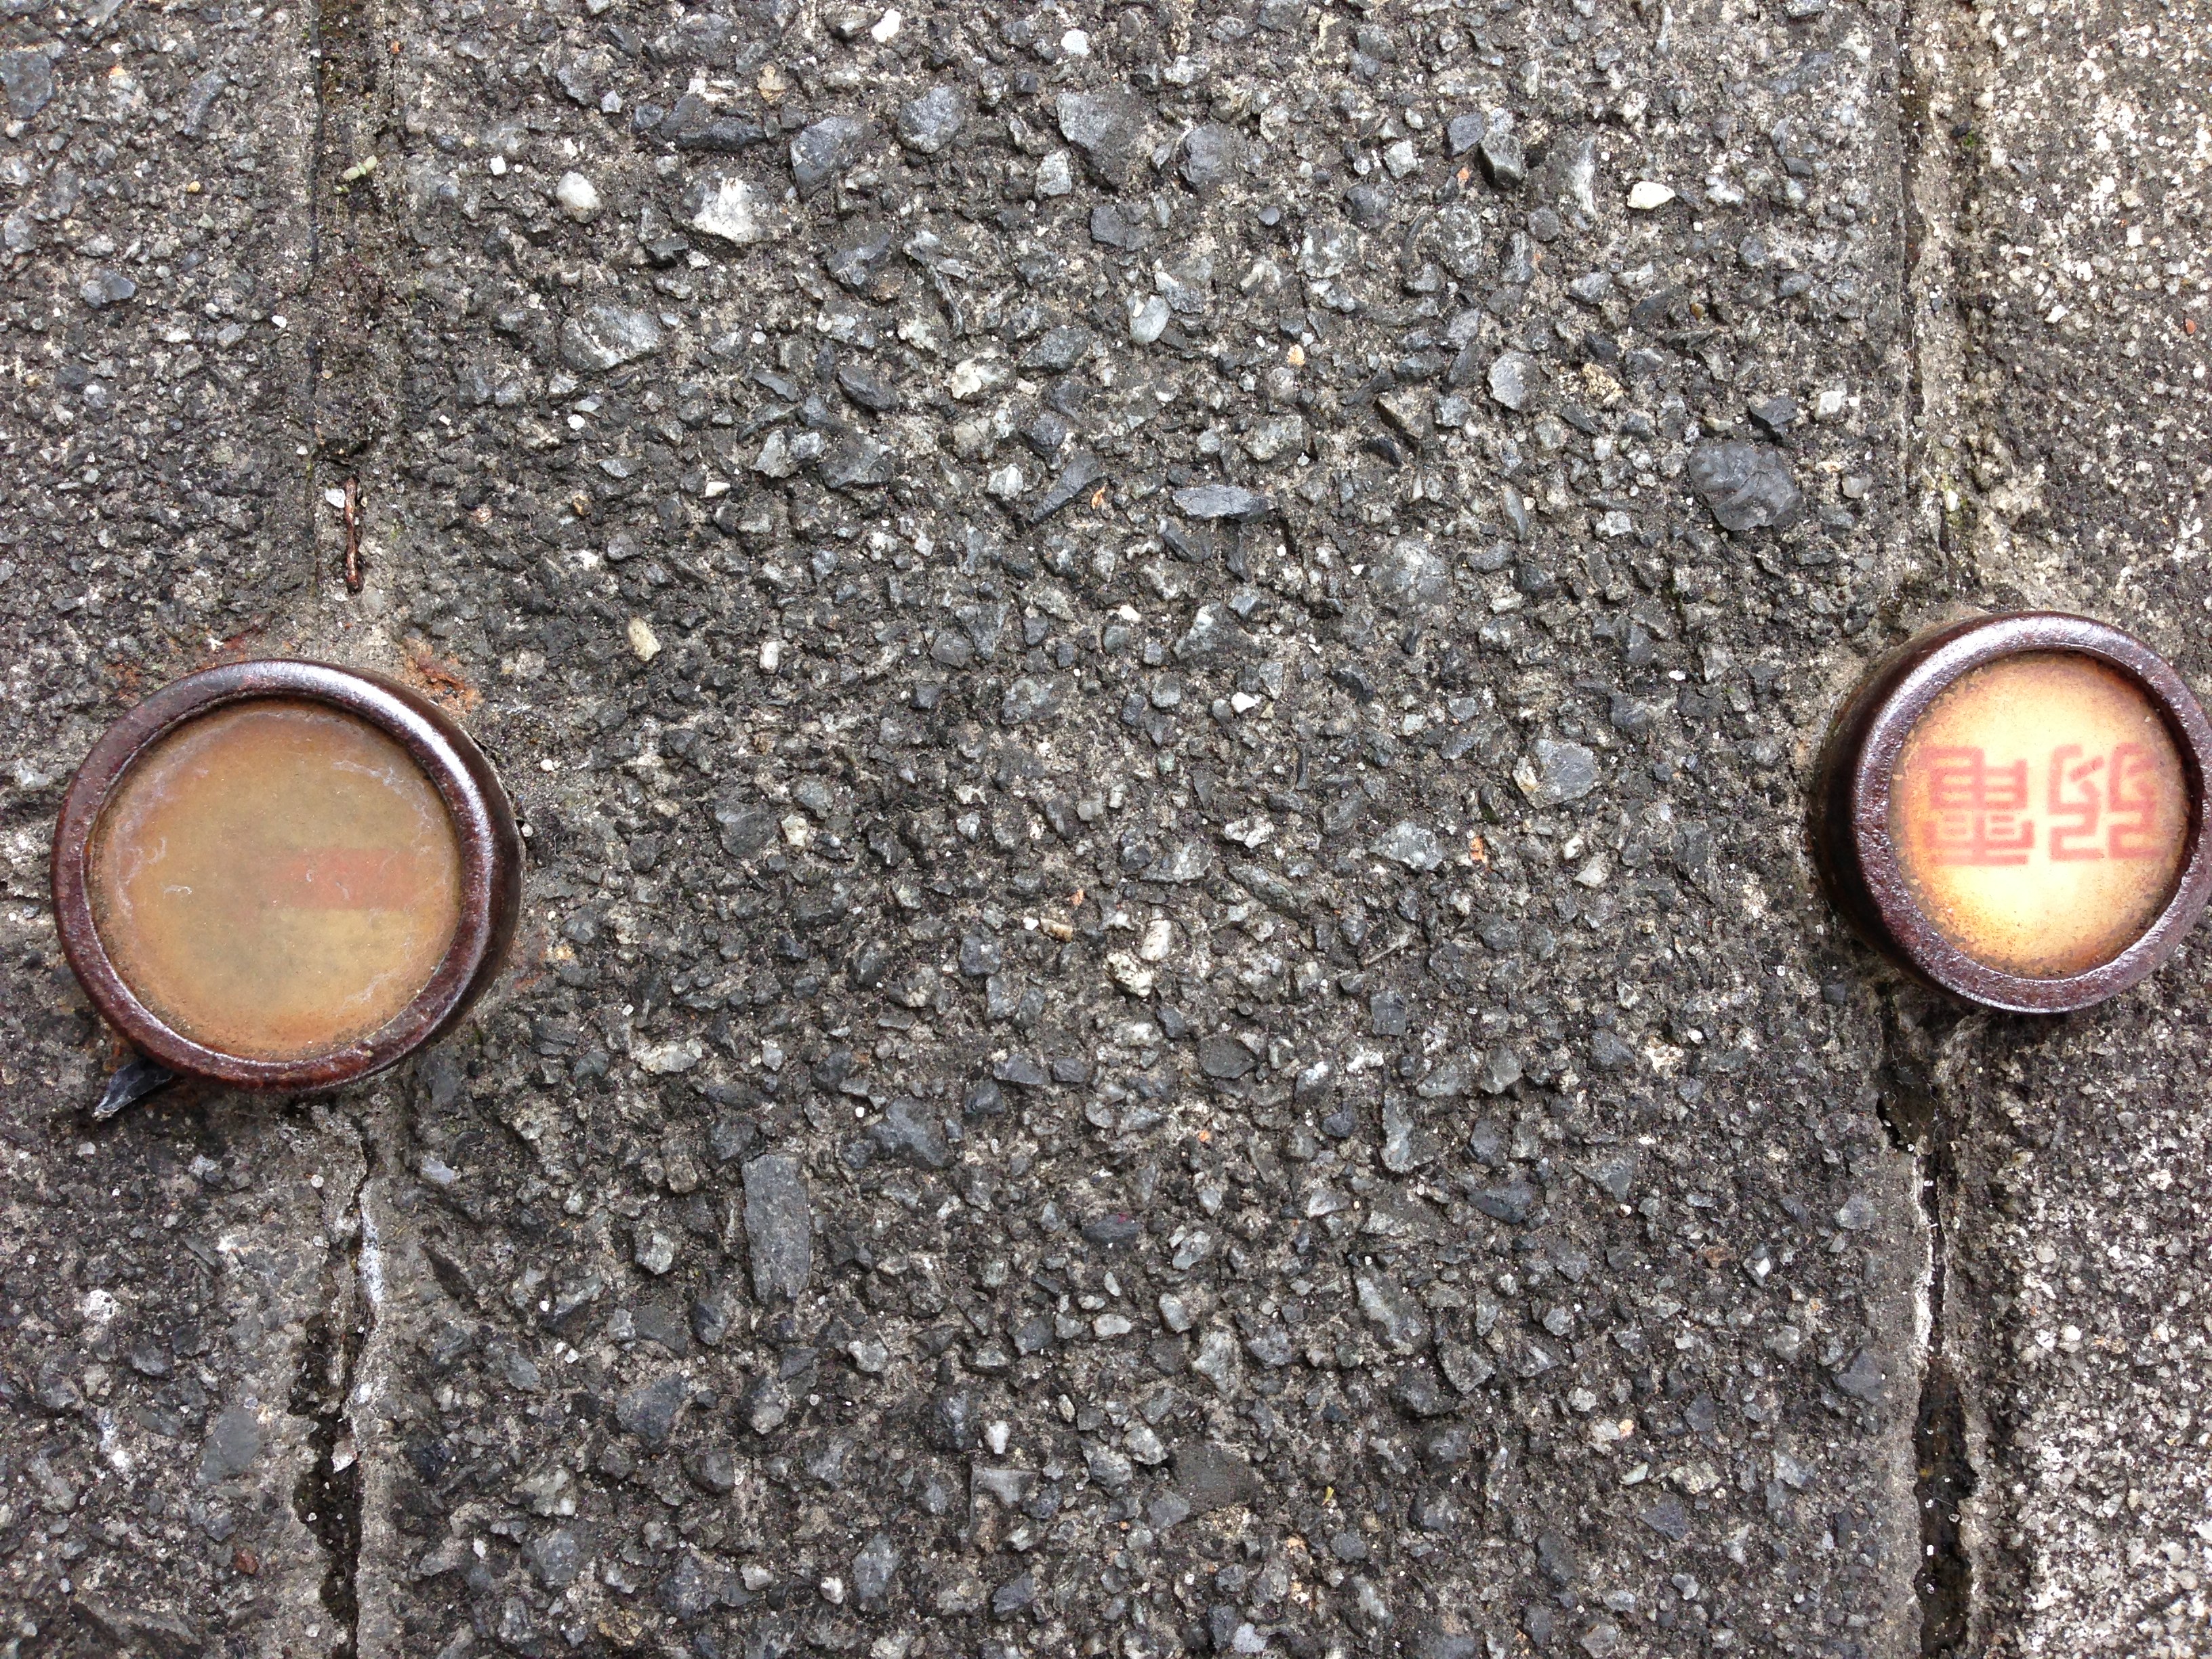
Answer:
[0, 1, 371, 1654]
[1904, 0, 2212, 1650]
[0, 0, 1986, 1652]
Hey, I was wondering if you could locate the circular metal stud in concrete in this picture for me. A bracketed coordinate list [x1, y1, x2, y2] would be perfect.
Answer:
[52, 659, 521, 1091]
[1816, 613, 2212, 1012]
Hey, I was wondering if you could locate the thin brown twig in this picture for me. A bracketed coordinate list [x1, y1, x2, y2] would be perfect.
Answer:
[342, 476, 363, 592]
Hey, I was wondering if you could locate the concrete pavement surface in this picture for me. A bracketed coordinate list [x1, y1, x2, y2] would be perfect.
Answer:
[0, 0, 2201, 1655]
[1903, 0, 2212, 1652]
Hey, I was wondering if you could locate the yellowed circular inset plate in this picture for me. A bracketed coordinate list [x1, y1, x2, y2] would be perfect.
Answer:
[52, 659, 522, 1095]
[1815, 613, 2212, 1013]
[1891, 653, 2188, 978]
[88, 699, 464, 1062]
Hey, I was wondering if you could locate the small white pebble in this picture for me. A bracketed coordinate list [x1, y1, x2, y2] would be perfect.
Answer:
[1626, 180, 1676, 211]
[1139, 917, 1174, 962]
[555, 171, 602, 223]
[1129, 294, 1170, 345]
[627, 617, 661, 662]
[869, 7, 901, 41]
[1061, 27, 1090, 54]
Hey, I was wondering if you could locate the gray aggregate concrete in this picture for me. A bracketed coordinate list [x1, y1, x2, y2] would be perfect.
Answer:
[0, 0, 2196, 1654]
[1903, 0, 2212, 1652]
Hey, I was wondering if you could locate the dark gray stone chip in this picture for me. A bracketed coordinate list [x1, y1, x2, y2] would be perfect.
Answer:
[741, 1153, 814, 1301]
[1172, 483, 1271, 520]
[791, 115, 872, 194]
[897, 85, 969, 156]
[1056, 86, 1152, 188]
[615, 1371, 687, 1450]
[1173, 1442, 1265, 1512]
[1473, 1182, 1538, 1224]
[1687, 439, 1806, 533]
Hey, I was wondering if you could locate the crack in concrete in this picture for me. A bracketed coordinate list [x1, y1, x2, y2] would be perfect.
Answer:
[1899, 0, 1986, 600]
[1877, 979, 2021, 1656]
[1875, 986, 1983, 1654]
[1914, 1355, 1978, 1655]
[301, 0, 332, 590]
[1894, 0, 2009, 1642]
[291, 1117, 375, 1654]
[340, 1079, 424, 1659]
[302, 0, 397, 599]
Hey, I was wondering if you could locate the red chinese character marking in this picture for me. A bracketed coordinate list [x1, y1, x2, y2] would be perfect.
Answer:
[1920, 746, 2033, 865]
[1919, 743, 2166, 867]
[2106, 741, 2162, 859]
[2046, 743, 2104, 861]
[262, 848, 419, 909]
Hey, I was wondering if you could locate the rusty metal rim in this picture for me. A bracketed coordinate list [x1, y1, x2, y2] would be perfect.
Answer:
[51, 659, 521, 1092]
[1815, 612, 2212, 1015]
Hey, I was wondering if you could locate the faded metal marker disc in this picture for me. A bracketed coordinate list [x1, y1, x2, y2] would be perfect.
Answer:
[88, 700, 466, 1063]
[1815, 614, 2212, 1013]
[54, 661, 522, 1093]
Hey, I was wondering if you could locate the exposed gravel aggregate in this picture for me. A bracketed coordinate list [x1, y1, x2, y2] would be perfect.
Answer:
[0, 0, 2198, 1652]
